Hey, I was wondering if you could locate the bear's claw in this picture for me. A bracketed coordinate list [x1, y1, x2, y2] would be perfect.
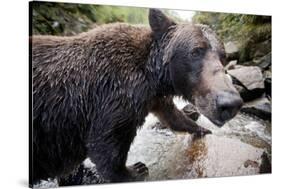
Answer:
[193, 126, 212, 138]
[128, 162, 149, 180]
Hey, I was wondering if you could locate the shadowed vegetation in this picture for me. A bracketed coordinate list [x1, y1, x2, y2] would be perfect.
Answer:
[193, 12, 271, 62]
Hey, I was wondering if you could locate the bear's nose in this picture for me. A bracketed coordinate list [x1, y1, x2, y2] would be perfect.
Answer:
[217, 91, 243, 122]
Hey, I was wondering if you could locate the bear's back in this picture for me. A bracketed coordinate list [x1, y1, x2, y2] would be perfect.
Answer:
[32, 23, 154, 130]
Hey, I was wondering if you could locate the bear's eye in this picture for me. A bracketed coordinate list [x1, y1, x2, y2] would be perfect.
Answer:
[190, 47, 205, 59]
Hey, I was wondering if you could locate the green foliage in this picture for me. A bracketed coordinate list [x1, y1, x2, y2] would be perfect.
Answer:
[193, 12, 271, 62]
[31, 1, 187, 36]
[31, 2, 149, 36]
[93, 6, 148, 25]
[32, 2, 97, 35]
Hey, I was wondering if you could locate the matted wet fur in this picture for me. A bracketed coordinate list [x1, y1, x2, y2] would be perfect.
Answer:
[31, 8, 242, 185]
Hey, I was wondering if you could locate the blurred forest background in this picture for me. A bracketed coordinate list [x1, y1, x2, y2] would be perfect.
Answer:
[31, 1, 271, 64]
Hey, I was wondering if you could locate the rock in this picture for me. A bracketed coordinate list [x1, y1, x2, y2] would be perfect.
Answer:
[264, 77, 271, 97]
[259, 152, 272, 174]
[252, 40, 271, 59]
[263, 70, 272, 79]
[241, 97, 271, 120]
[225, 60, 237, 70]
[263, 70, 271, 97]
[228, 66, 264, 90]
[182, 104, 200, 121]
[239, 39, 271, 63]
[232, 84, 264, 102]
[244, 160, 259, 168]
[228, 66, 265, 101]
[254, 53, 271, 70]
[225, 41, 239, 61]
[127, 105, 270, 181]
[225, 41, 239, 54]
[127, 130, 266, 180]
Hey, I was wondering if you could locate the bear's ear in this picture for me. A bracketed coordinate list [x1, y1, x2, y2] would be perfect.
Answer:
[149, 9, 176, 40]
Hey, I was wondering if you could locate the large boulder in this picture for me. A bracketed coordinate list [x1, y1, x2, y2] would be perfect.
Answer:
[228, 66, 265, 101]
[127, 115, 270, 180]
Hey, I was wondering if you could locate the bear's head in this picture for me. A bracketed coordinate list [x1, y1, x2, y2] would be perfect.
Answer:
[149, 9, 243, 127]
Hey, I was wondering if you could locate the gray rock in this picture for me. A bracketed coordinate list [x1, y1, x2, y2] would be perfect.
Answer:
[127, 115, 268, 180]
[252, 40, 271, 59]
[263, 70, 272, 79]
[225, 41, 239, 61]
[228, 66, 264, 90]
[241, 97, 271, 120]
[264, 78, 271, 97]
[228, 66, 265, 101]
[254, 53, 271, 70]
[225, 41, 239, 54]
[259, 152, 272, 174]
[263, 70, 271, 97]
[225, 60, 237, 70]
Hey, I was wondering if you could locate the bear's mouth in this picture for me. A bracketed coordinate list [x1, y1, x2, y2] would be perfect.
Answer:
[191, 101, 226, 127]
[208, 118, 225, 127]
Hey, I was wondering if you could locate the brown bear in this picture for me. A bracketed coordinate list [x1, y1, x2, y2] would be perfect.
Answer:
[31, 8, 243, 185]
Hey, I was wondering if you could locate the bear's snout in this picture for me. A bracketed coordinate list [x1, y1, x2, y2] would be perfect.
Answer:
[215, 91, 243, 126]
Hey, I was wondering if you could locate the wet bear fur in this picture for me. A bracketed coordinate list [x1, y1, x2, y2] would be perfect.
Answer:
[31, 9, 215, 184]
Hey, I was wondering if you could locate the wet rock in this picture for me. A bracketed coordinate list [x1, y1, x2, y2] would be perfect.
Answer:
[225, 60, 237, 70]
[228, 66, 264, 90]
[241, 97, 271, 120]
[127, 109, 269, 180]
[244, 160, 259, 168]
[252, 40, 271, 59]
[128, 128, 266, 180]
[255, 53, 271, 70]
[259, 152, 272, 174]
[228, 66, 265, 101]
[225, 41, 239, 61]
[263, 69, 272, 79]
[225, 41, 239, 54]
[263, 70, 271, 97]
[264, 77, 271, 97]
[182, 104, 200, 121]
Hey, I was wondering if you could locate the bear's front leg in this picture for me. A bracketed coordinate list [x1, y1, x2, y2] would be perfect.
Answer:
[87, 120, 148, 183]
[151, 96, 212, 137]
